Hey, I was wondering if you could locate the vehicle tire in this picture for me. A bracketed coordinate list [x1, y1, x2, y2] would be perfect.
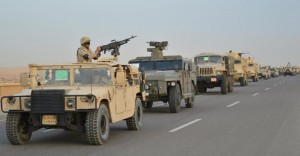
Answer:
[240, 77, 245, 86]
[221, 76, 228, 94]
[198, 85, 207, 93]
[126, 98, 143, 130]
[86, 104, 110, 145]
[186, 84, 195, 108]
[169, 84, 181, 113]
[6, 113, 32, 145]
[142, 101, 153, 109]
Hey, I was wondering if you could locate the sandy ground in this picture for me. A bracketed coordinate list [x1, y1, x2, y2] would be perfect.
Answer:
[0, 67, 27, 83]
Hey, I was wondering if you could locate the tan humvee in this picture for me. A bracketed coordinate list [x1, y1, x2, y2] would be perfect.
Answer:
[226, 51, 249, 86]
[246, 57, 259, 82]
[1, 57, 145, 145]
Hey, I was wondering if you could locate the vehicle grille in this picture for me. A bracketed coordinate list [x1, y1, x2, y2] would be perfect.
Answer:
[31, 89, 65, 114]
[198, 68, 213, 76]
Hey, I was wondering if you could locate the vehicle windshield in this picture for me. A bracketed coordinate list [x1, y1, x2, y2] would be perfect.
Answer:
[194, 56, 222, 64]
[37, 69, 70, 86]
[138, 60, 182, 71]
[37, 68, 112, 86]
[74, 68, 112, 85]
[234, 60, 241, 64]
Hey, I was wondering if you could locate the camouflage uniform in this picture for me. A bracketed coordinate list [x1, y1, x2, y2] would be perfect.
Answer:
[77, 46, 98, 63]
[77, 36, 100, 63]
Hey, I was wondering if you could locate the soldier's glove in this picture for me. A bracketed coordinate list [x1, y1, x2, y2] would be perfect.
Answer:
[83, 54, 89, 60]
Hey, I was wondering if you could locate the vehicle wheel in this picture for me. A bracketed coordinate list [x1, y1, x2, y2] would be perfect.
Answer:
[186, 84, 195, 108]
[221, 76, 228, 94]
[6, 112, 32, 145]
[86, 104, 110, 145]
[126, 98, 143, 130]
[240, 77, 245, 86]
[169, 83, 181, 113]
[198, 85, 207, 93]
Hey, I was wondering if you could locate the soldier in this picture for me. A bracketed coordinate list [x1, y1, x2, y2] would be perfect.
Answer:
[77, 36, 102, 63]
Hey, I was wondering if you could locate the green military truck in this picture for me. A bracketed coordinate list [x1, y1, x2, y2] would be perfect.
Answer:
[129, 41, 197, 113]
[194, 53, 234, 94]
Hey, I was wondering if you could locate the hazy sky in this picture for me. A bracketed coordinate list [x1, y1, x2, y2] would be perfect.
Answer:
[0, 0, 299, 67]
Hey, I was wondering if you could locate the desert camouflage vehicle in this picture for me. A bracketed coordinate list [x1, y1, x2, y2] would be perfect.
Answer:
[129, 41, 196, 113]
[194, 53, 234, 94]
[259, 66, 271, 79]
[226, 51, 249, 86]
[246, 57, 259, 82]
[270, 67, 279, 78]
[1, 57, 145, 145]
[283, 66, 295, 76]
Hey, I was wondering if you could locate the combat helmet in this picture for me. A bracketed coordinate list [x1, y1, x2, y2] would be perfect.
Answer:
[80, 36, 91, 45]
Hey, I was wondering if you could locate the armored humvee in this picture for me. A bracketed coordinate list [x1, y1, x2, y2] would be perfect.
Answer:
[270, 67, 279, 78]
[283, 66, 295, 76]
[129, 41, 196, 113]
[194, 53, 234, 94]
[260, 66, 271, 79]
[246, 57, 259, 82]
[226, 51, 249, 86]
[1, 57, 145, 145]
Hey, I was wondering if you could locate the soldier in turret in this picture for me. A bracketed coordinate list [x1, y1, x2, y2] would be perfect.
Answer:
[77, 36, 102, 63]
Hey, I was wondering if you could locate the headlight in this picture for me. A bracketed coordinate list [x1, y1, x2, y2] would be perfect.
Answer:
[7, 96, 16, 105]
[171, 82, 176, 86]
[217, 71, 221, 75]
[66, 99, 76, 108]
[25, 99, 31, 109]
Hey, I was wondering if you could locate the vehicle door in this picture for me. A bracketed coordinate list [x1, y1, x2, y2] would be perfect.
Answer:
[114, 67, 126, 113]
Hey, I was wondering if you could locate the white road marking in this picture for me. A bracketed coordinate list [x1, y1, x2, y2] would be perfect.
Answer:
[227, 101, 240, 108]
[169, 119, 202, 133]
[0, 119, 6, 122]
[252, 93, 259, 96]
[265, 88, 270, 91]
[42, 129, 56, 133]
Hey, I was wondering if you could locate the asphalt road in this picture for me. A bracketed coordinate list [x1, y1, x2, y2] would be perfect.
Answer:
[1, 75, 300, 156]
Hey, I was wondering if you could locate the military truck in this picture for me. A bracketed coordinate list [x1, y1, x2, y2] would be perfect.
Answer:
[193, 53, 234, 94]
[1, 57, 145, 145]
[246, 57, 259, 82]
[129, 41, 196, 113]
[226, 51, 249, 86]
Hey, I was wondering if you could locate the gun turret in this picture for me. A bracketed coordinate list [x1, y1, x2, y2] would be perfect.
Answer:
[147, 41, 168, 59]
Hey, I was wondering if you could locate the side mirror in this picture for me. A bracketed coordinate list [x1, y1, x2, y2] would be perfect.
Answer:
[20, 73, 29, 86]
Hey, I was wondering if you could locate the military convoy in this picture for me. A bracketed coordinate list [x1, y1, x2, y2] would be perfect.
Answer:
[129, 41, 196, 113]
[194, 53, 234, 94]
[0, 37, 297, 146]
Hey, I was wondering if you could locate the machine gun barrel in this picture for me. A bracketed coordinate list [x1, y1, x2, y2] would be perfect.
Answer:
[99, 36, 137, 57]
